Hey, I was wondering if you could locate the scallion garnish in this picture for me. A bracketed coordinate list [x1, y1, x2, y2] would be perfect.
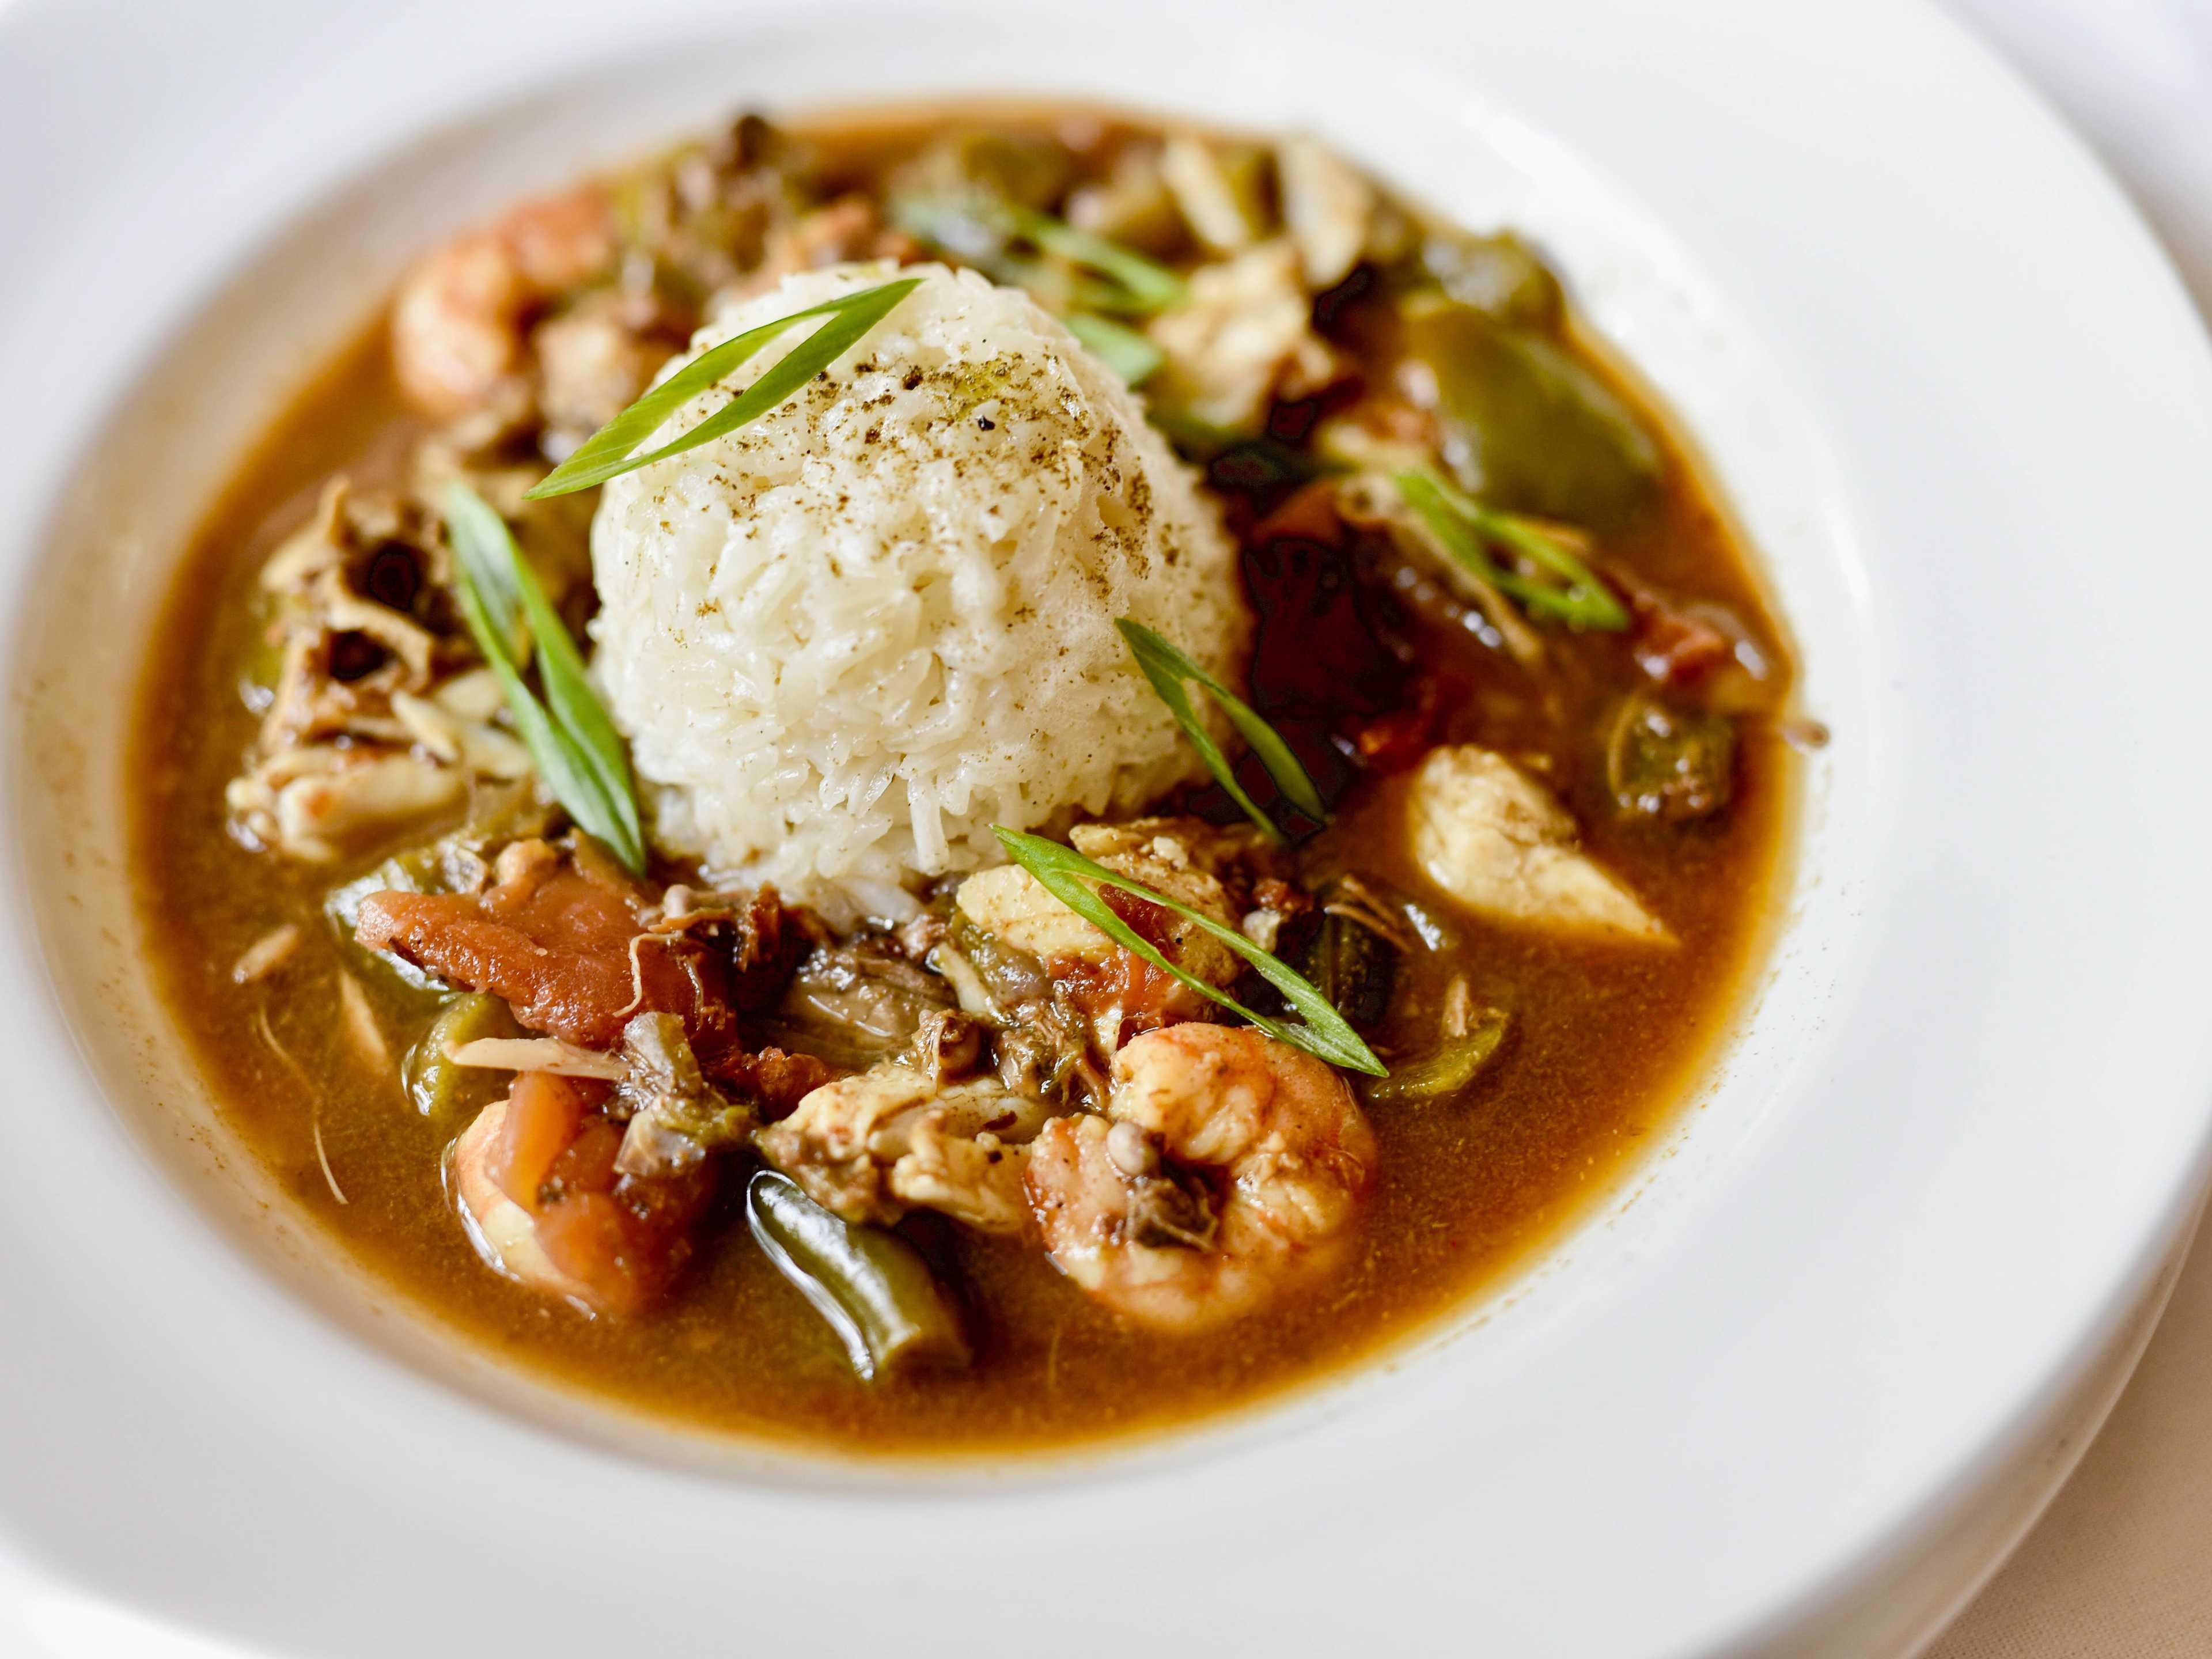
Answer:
[443, 481, 646, 874]
[992, 828, 1385, 1076]
[1066, 312, 1164, 384]
[1117, 619, 1324, 844]
[1003, 202, 1185, 315]
[1393, 465, 1629, 630]
[526, 276, 923, 499]
[890, 195, 1185, 317]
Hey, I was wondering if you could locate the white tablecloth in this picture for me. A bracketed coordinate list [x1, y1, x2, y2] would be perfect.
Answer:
[1929, 1, 2212, 1652]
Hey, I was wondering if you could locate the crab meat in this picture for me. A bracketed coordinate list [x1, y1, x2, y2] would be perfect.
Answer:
[956, 864, 1116, 965]
[955, 821, 1245, 991]
[1407, 745, 1671, 942]
[388, 690, 533, 778]
[226, 746, 466, 862]
[1159, 135, 1263, 253]
[1149, 241, 1339, 430]
[955, 821, 1257, 1057]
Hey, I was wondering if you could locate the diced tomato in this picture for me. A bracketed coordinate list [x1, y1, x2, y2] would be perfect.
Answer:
[1100, 887, 1176, 952]
[1347, 672, 1452, 773]
[1115, 953, 1186, 1035]
[1249, 479, 1345, 547]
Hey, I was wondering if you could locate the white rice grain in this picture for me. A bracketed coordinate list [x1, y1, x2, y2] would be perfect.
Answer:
[591, 262, 1249, 916]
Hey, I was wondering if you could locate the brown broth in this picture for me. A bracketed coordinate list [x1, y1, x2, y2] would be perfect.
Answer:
[127, 109, 1796, 1453]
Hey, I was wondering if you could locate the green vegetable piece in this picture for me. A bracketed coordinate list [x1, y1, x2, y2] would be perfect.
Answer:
[1301, 911, 1399, 1029]
[527, 276, 923, 498]
[403, 993, 524, 1119]
[1366, 1009, 1510, 1106]
[745, 1171, 971, 1382]
[1066, 312, 1164, 384]
[1607, 692, 1737, 823]
[891, 129, 1078, 211]
[325, 783, 562, 995]
[1416, 230, 1563, 329]
[1402, 295, 1660, 529]
[444, 481, 647, 875]
[891, 194, 1185, 317]
[1005, 202, 1185, 315]
[618, 1013, 757, 1153]
[993, 828, 1387, 1077]
[1394, 465, 1630, 631]
[1116, 619, 1325, 843]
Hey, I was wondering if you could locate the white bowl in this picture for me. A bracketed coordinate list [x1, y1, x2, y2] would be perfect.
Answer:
[3, 1, 2210, 1654]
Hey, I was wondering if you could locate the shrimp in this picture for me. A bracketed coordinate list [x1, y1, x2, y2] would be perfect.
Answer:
[449, 1070, 713, 1317]
[1025, 1023, 1377, 1331]
[390, 187, 615, 420]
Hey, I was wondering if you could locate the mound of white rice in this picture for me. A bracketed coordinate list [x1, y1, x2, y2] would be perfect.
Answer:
[590, 261, 1250, 916]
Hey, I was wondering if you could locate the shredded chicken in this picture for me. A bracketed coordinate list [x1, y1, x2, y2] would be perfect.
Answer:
[1148, 241, 1341, 430]
[227, 476, 566, 860]
[1407, 745, 1671, 941]
[767, 937, 959, 1069]
[953, 817, 1305, 1062]
[229, 747, 468, 863]
[756, 1062, 1049, 1234]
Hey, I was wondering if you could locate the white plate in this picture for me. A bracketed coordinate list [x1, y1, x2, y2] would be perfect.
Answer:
[3, 1, 2211, 1654]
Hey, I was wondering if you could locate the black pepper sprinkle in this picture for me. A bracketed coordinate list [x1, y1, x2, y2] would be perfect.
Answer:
[976, 416, 995, 431]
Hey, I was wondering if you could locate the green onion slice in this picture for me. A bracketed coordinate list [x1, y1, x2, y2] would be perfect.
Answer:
[1117, 619, 1325, 844]
[1392, 465, 1630, 630]
[527, 276, 923, 499]
[1003, 202, 1185, 315]
[1066, 312, 1164, 384]
[890, 195, 1185, 317]
[993, 828, 1385, 1076]
[442, 481, 646, 874]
